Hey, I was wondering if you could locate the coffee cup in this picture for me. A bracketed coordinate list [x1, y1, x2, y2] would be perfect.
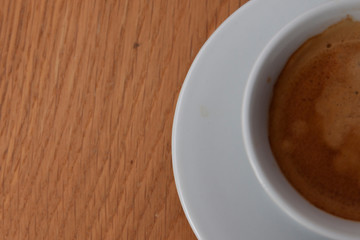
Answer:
[242, 1, 360, 239]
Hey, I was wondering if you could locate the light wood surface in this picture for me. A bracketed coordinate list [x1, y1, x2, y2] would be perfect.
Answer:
[0, 0, 249, 239]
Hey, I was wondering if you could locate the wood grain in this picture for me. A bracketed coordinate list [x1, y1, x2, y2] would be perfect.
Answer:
[0, 0, 249, 239]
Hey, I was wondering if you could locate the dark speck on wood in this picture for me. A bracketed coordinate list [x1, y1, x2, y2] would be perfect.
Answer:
[133, 42, 140, 49]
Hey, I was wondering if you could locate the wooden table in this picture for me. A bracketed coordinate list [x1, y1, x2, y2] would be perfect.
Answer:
[0, 0, 248, 239]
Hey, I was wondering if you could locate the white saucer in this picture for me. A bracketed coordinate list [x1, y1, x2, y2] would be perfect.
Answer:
[172, 0, 336, 239]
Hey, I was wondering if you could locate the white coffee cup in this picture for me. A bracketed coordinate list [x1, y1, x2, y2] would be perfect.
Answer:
[242, 1, 360, 239]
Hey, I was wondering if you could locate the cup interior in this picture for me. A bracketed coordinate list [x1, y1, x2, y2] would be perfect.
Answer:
[242, 1, 360, 239]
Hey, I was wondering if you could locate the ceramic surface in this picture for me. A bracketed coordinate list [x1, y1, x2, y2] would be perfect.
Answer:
[172, 0, 335, 239]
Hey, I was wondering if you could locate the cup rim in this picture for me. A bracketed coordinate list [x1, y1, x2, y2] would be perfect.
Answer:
[242, 0, 360, 239]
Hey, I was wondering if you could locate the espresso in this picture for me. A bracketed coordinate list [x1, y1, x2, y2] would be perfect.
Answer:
[269, 17, 360, 221]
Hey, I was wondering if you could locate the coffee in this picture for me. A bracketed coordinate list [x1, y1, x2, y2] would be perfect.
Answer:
[269, 17, 360, 221]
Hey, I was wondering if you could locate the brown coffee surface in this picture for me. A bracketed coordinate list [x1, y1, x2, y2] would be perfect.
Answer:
[269, 17, 360, 221]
